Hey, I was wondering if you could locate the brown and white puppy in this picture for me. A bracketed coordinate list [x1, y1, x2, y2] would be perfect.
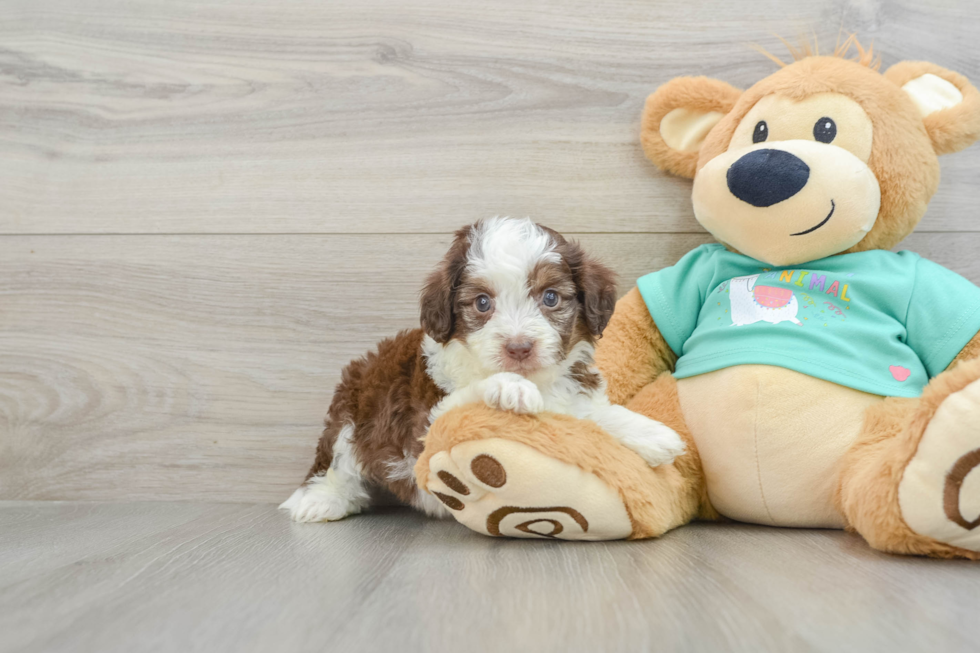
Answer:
[281, 217, 684, 522]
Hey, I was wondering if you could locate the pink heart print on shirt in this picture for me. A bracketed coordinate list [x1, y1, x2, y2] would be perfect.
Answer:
[889, 365, 911, 382]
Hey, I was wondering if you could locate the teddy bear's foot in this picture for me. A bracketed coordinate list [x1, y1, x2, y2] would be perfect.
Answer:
[899, 377, 980, 553]
[425, 437, 633, 540]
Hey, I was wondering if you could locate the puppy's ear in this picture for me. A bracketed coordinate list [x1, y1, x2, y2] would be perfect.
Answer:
[419, 226, 470, 343]
[563, 240, 618, 338]
[642, 76, 742, 179]
[885, 61, 980, 155]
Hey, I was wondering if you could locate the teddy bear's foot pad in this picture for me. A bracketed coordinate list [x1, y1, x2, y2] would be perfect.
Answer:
[426, 438, 633, 540]
[899, 378, 980, 552]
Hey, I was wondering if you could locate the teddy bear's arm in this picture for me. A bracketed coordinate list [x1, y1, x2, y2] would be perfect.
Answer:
[595, 286, 677, 405]
[950, 328, 980, 367]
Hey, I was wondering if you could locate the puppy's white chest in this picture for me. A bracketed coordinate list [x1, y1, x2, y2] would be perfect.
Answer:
[540, 386, 595, 418]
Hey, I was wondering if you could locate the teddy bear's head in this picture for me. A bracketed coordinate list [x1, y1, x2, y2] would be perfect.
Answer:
[642, 38, 980, 267]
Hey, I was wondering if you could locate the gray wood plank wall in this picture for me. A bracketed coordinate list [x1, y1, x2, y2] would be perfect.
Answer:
[2, 0, 979, 502]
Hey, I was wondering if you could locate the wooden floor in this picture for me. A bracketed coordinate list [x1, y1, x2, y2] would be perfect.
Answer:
[2, 502, 979, 653]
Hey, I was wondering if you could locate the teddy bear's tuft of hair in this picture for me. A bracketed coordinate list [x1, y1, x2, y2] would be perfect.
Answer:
[752, 32, 881, 72]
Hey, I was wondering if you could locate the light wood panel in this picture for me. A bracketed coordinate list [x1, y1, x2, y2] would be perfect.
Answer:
[3, 0, 980, 501]
[0, 232, 707, 501]
[2, 232, 979, 502]
[1, 0, 979, 234]
[2, 502, 980, 653]
[3, 6, 980, 648]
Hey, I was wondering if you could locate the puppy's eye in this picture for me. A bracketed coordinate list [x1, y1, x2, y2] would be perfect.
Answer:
[475, 294, 493, 313]
[813, 117, 836, 143]
[542, 289, 559, 308]
[752, 121, 768, 143]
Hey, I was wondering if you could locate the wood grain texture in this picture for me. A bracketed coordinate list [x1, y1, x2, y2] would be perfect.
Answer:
[4, 6, 980, 648]
[1, 0, 979, 234]
[3, 1, 980, 503]
[2, 502, 979, 653]
[0, 232, 708, 501]
[2, 232, 980, 502]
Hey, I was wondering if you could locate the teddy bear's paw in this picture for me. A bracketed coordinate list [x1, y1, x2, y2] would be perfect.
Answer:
[899, 378, 980, 552]
[424, 437, 633, 540]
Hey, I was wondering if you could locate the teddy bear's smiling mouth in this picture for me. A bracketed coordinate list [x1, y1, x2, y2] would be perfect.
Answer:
[790, 200, 835, 236]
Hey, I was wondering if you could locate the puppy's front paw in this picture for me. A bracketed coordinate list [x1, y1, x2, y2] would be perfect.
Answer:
[626, 421, 687, 467]
[600, 405, 686, 467]
[483, 373, 544, 414]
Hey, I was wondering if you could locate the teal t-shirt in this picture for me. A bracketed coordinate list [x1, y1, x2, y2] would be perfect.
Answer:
[637, 244, 980, 398]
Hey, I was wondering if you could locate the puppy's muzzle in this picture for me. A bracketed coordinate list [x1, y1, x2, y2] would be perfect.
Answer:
[504, 340, 535, 363]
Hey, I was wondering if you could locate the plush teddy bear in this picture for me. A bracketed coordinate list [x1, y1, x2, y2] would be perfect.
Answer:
[414, 39, 980, 558]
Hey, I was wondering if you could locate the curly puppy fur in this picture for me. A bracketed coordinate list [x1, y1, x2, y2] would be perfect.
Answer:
[281, 217, 649, 523]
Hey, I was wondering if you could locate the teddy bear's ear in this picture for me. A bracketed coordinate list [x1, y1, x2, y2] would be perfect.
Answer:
[885, 61, 980, 155]
[641, 76, 742, 179]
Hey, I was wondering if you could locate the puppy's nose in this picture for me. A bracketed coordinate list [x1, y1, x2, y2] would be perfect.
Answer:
[504, 340, 534, 361]
[727, 148, 810, 207]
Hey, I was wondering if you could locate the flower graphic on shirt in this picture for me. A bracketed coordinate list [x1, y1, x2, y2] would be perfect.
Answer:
[728, 274, 802, 326]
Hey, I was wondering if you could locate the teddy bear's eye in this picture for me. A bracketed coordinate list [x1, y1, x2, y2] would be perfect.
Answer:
[752, 121, 768, 143]
[813, 117, 837, 143]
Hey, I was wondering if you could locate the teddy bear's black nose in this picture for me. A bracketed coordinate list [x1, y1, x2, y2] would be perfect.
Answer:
[727, 149, 810, 207]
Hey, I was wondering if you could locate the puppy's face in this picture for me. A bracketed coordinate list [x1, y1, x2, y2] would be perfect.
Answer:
[421, 218, 616, 376]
